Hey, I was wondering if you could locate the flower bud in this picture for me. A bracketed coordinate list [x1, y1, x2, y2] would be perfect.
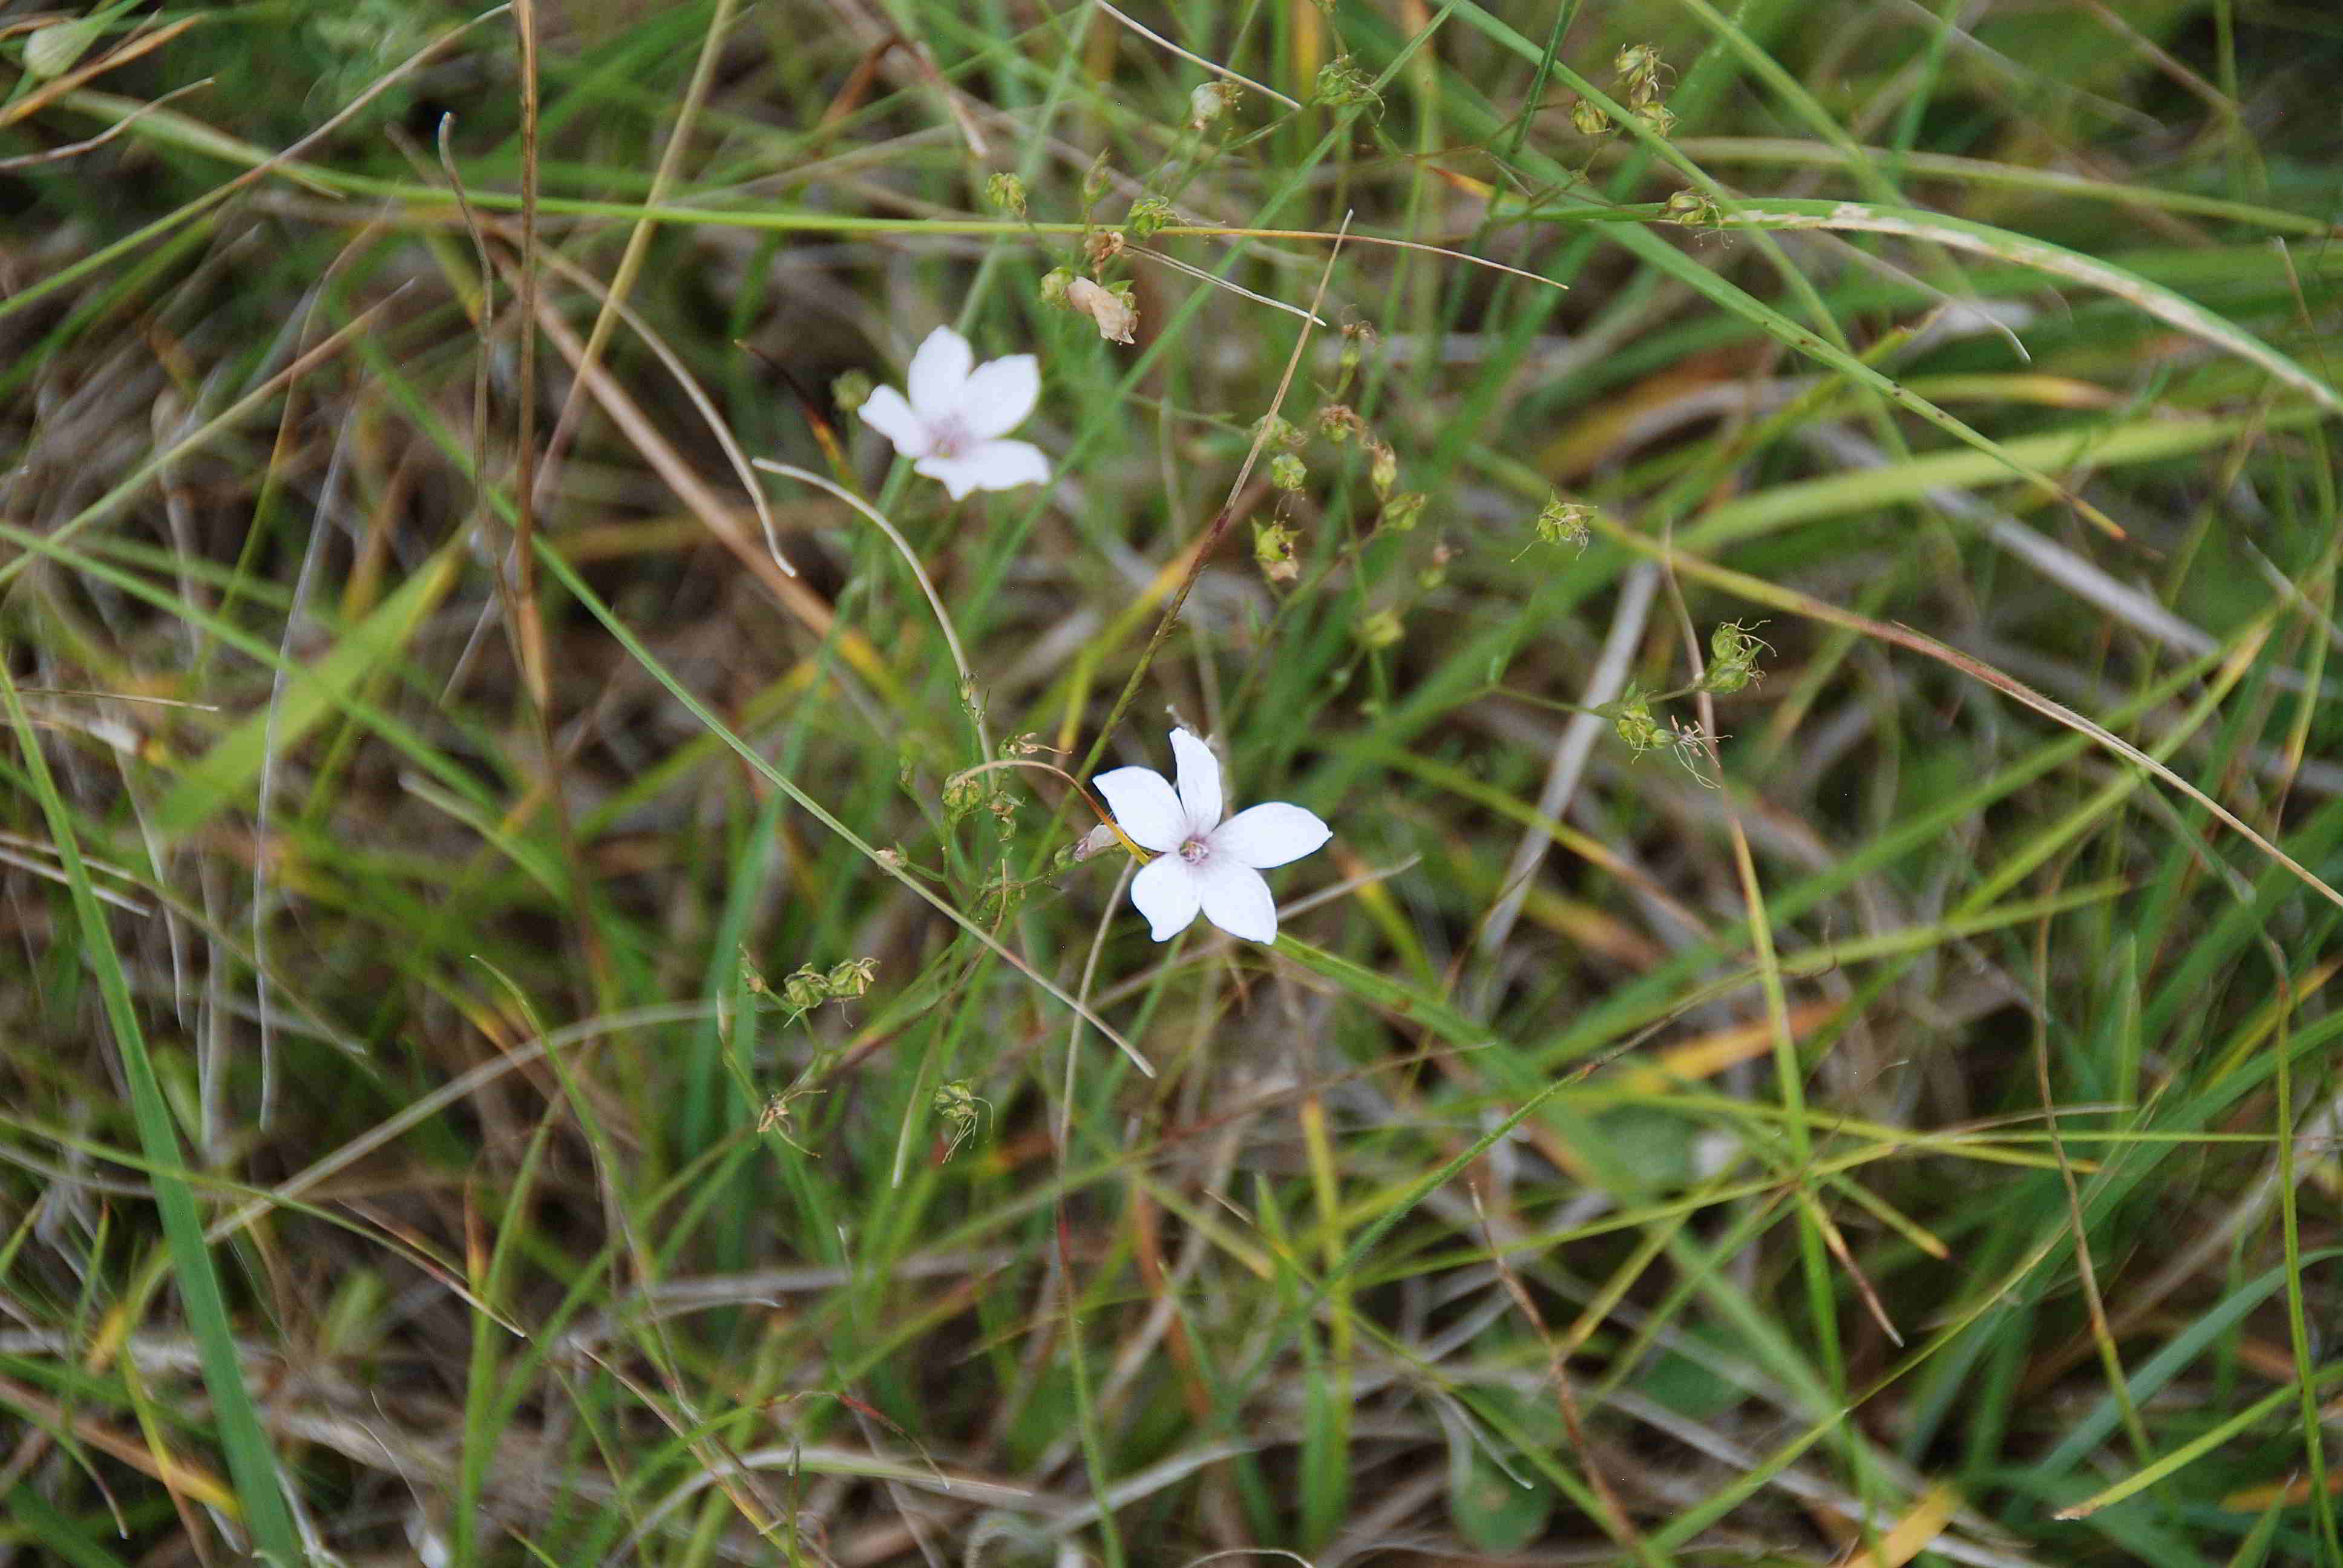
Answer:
[1190, 80, 1242, 129]
[831, 370, 874, 414]
[1081, 151, 1113, 204]
[985, 172, 1027, 216]
[1269, 452, 1308, 492]
[1070, 823, 1119, 863]
[1040, 267, 1075, 307]
[1355, 607, 1404, 648]
[1065, 276, 1138, 344]
[1369, 442, 1398, 500]
[1570, 97, 1611, 136]
[1632, 102, 1678, 137]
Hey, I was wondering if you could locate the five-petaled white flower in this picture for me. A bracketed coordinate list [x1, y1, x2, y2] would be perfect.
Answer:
[858, 325, 1050, 500]
[1094, 729, 1331, 944]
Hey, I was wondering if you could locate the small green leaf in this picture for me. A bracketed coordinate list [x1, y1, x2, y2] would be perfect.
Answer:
[24, 16, 105, 78]
[1448, 1434, 1553, 1551]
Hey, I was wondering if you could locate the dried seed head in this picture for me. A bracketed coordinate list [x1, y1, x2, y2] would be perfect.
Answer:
[1607, 685, 1665, 756]
[825, 958, 878, 999]
[1254, 520, 1300, 583]
[1536, 495, 1593, 551]
[942, 771, 989, 817]
[1614, 43, 1667, 107]
[1380, 491, 1427, 532]
[1314, 403, 1365, 445]
[1081, 151, 1113, 204]
[1703, 620, 1771, 694]
[1084, 227, 1127, 267]
[1256, 413, 1306, 449]
[1125, 195, 1175, 240]
[781, 966, 828, 1012]
[1666, 188, 1721, 227]
[1312, 54, 1379, 111]
[933, 1080, 989, 1161]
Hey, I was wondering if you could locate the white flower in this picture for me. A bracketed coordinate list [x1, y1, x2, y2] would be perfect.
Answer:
[1093, 728, 1332, 944]
[857, 325, 1050, 500]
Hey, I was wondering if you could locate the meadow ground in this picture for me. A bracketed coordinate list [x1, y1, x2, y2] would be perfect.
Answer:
[2, 1, 2341, 1563]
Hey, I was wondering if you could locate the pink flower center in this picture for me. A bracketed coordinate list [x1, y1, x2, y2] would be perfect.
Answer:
[1178, 835, 1212, 865]
[926, 413, 974, 459]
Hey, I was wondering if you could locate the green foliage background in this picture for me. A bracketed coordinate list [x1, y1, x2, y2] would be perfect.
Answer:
[1, 0, 2340, 1563]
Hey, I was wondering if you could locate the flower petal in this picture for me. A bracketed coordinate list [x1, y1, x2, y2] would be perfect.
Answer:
[1130, 854, 1202, 942]
[956, 354, 1040, 439]
[1168, 728, 1222, 830]
[906, 325, 974, 419]
[1092, 765, 1185, 852]
[915, 439, 1049, 499]
[1210, 802, 1331, 869]
[857, 385, 931, 457]
[913, 455, 982, 501]
[1194, 858, 1277, 944]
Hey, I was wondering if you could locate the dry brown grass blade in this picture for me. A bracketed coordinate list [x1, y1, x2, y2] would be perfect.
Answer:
[0, 79, 212, 170]
[503, 256, 839, 638]
[0, 1372, 234, 1510]
[534, 0, 796, 572]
